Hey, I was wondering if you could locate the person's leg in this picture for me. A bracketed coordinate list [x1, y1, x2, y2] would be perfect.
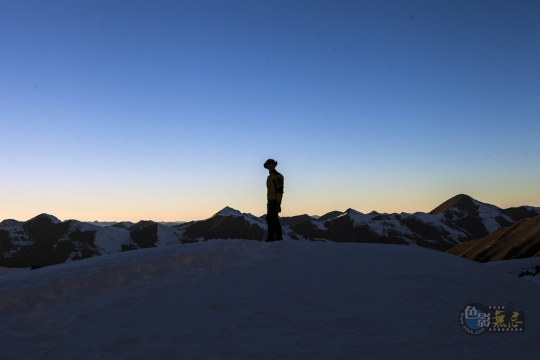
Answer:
[266, 201, 278, 241]
[266, 214, 276, 241]
[275, 217, 282, 240]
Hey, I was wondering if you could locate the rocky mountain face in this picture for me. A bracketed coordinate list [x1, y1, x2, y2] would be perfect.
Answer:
[1, 194, 539, 268]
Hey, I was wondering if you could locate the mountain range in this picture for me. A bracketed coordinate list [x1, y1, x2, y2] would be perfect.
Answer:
[1, 194, 539, 268]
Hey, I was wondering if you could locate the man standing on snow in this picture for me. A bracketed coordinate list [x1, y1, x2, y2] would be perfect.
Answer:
[263, 159, 284, 241]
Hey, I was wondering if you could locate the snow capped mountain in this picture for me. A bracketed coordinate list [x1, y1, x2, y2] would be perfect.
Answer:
[296, 194, 540, 250]
[92, 224, 133, 254]
[182, 206, 266, 241]
[0, 216, 181, 268]
[0, 219, 32, 259]
[429, 194, 516, 238]
[129, 221, 184, 248]
[1, 195, 539, 268]
[0, 240, 538, 359]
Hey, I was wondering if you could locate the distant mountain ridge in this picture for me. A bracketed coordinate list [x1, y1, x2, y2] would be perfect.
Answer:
[0, 215, 183, 268]
[285, 194, 540, 249]
[1, 194, 539, 268]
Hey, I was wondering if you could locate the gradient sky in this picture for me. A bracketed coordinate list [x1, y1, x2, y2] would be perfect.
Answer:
[1, 0, 539, 222]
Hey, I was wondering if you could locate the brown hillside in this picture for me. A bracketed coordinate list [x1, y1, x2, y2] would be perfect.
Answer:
[447, 215, 540, 262]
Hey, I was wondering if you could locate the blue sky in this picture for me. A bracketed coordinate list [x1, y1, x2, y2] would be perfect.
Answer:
[1, 0, 539, 221]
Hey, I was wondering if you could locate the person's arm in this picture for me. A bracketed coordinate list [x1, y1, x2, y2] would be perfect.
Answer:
[276, 174, 284, 211]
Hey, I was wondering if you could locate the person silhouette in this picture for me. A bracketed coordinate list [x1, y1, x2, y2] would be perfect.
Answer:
[263, 159, 284, 241]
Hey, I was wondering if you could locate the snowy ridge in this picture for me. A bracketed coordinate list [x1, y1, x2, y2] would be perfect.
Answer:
[94, 226, 133, 254]
[343, 209, 414, 237]
[156, 224, 184, 247]
[341, 208, 370, 226]
[0, 220, 32, 257]
[214, 206, 265, 227]
[63, 221, 133, 257]
[408, 212, 465, 243]
[472, 198, 514, 234]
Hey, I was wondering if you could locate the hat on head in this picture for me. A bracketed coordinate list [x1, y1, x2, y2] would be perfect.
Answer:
[263, 159, 278, 169]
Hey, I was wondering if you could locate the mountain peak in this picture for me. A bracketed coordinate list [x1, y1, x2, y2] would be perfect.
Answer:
[0, 219, 23, 227]
[429, 194, 477, 215]
[214, 206, 243, 217]
[28, 213, 62, 224]
[317, 210, 343, 222]
[111, 221, 135, 230]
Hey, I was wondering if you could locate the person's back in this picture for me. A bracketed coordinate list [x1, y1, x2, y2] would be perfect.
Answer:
[267, 169, 284, 203]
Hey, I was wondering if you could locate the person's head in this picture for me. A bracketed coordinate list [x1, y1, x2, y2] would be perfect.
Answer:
[263, 159, 277, 171]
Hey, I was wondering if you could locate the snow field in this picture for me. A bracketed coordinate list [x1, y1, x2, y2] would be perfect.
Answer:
[0, 240, 539, 359]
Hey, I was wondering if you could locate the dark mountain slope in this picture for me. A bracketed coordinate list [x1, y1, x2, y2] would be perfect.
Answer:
[447, 215, 540, 262]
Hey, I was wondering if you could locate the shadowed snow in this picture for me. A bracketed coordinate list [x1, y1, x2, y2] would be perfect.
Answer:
[0, 240, 539, 359]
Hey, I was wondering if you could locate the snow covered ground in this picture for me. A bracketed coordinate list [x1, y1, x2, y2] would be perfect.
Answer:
[1, 240, 539, 359]
[485, 257, 540, 285]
